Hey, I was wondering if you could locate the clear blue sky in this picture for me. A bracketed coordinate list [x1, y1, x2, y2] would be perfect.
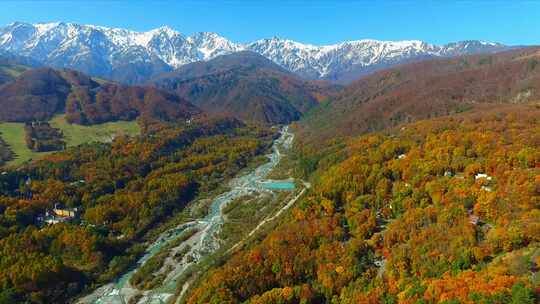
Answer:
[1, 0, 539, 46]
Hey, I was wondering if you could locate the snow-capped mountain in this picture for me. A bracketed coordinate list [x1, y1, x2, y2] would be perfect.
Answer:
[0, 22, 509, 84]
[248, 38, 438, 81]
[248, 38, 509, 82]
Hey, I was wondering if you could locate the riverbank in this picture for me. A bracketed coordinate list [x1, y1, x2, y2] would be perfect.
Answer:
[77, 126, 300, 304]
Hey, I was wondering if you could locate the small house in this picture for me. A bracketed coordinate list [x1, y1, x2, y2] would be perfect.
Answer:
[53, 203, 80, 218]
[39, 203, 81, 226]
[475, 173, 492, 181]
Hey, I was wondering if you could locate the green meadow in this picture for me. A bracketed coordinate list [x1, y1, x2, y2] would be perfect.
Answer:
[0, 122, 46, 166]
[0, 115, 140, 166]
[49, 115, 140, 147]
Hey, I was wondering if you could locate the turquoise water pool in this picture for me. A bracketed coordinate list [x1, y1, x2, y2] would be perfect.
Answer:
[260, 181, 296, 190]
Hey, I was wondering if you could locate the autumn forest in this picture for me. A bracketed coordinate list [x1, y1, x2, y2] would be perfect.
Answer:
[0, 10, 539, 304]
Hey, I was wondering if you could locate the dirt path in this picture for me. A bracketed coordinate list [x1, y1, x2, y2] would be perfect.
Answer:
[227, 182, 309, 254]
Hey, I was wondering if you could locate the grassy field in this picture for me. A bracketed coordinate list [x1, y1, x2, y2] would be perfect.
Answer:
[0, 115, 141, 166]
[0, 122, 48, 166]
[49, 115, 140, 147]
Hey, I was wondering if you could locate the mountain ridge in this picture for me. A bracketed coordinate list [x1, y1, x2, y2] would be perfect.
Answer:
[0, 21, 511, 84]
[0, 66, 200, 124]
[150, 51, 338, 124]
[296, 46, 540, 145]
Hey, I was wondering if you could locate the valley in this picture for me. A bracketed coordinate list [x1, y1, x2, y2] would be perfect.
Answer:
[77, 126, 304, 304]
[0, 44, 538, 303]
[0, 117, 276, 303]
[0, 8, 538, 304]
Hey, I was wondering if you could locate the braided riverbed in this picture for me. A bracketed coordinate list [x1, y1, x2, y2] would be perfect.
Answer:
[77, 126, 296, 304]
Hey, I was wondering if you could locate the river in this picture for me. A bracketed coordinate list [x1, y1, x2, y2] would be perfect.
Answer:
[77, 126, 295, 304]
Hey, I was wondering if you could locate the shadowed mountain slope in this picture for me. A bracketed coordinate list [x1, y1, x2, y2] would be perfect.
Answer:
[151, 51, 340, 124]
[0, 67, 199, 123]
[0, 51, 38, 85]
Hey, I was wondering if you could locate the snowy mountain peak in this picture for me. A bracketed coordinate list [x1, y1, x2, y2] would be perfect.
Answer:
[34, 22, 63, 34]
[151, 25, 178, 35]
[0, 21, 510, 84]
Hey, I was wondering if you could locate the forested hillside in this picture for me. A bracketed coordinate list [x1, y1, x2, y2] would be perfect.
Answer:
[298, 47, 540, 145]
[0, 67, 199, 124]
[2, 4, 540, 304]
[0, 136, 13, 165]
[187, 105, 540, 303]
[0, 117, 273, 303]
[151, 52, 340, 125]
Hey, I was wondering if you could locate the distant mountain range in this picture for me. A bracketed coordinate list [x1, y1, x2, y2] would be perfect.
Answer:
[0, 22, 511, 84]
